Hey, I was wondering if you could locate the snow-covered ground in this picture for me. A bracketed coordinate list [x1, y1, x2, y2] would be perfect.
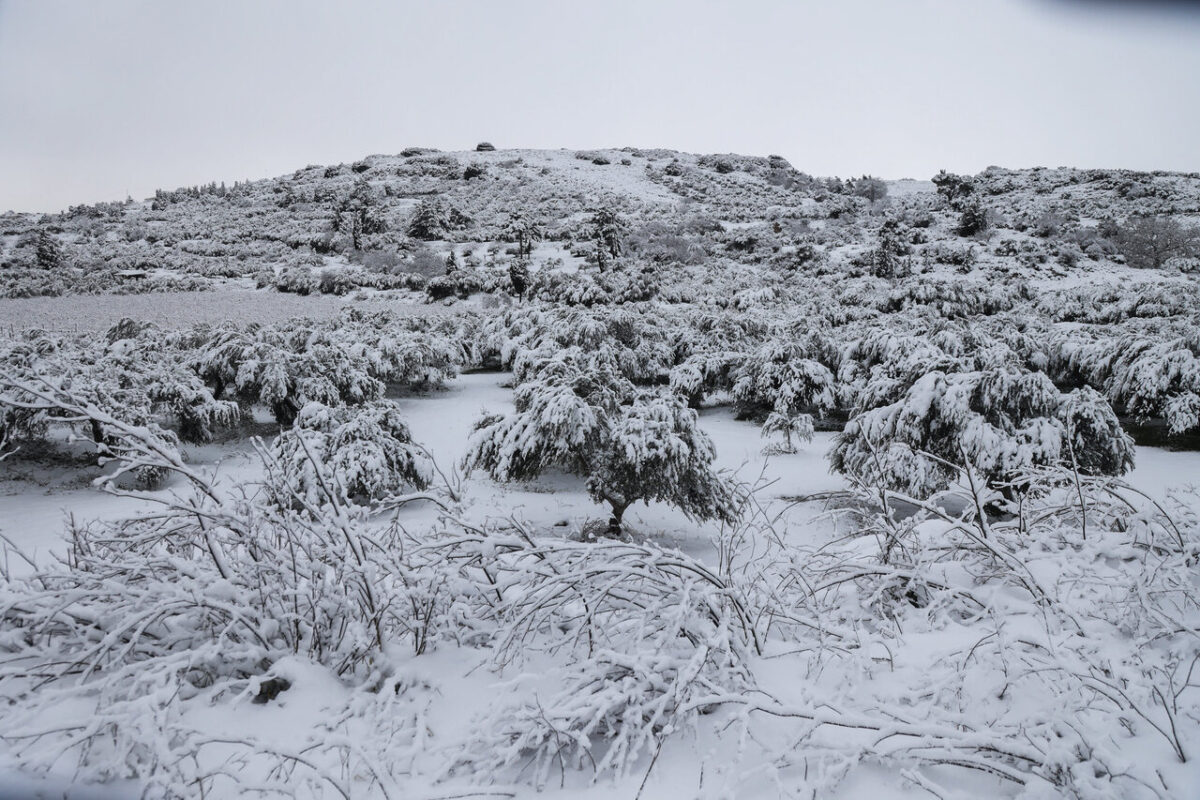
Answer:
[4, 370, 1199, 800]
[7, 372, 1193, 563]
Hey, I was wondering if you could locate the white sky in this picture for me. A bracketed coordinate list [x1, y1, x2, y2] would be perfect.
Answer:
[1, 0, 1198, 212]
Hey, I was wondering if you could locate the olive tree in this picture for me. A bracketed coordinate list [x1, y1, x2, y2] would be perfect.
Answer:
[464, 353, 739, 535]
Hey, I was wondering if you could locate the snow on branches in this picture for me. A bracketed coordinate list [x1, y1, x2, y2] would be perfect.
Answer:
[267, 400, 433, 507]
[465, 346, 740, 534]
[830, 368, 1135, 497]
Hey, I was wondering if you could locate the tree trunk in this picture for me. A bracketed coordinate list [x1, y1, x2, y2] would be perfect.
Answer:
[607, 500, 630, 538]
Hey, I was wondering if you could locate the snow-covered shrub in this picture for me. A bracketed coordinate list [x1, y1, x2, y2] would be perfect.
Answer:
[268, 400, 432, 506]
[190, 316, 458, 424]
[886, 277, 1014, 317]
[668, 350, 745, 407]
[727, 338, 835, 451]
[1049, 328, 1200, 434]
[425, 523, 760, 786]
[775, 461, 1200, 798]
[830, 369, 1135, 497]
[274, 263, 318, 294]
[0, 398, 452, 793]
[1, 328, 239, 452]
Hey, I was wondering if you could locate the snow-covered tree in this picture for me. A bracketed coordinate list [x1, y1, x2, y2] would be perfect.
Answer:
[331, 179, 387, 250]
[830, 368, 1135, 498]
[849, 175, 888, 203]
[407, 198, 451, 241]
[932, 170, 975, 211]
[269, 400, 432, 507]
[508, 257, 530, 299]
[35, 230, 62, 270]
[956, 196, 989, 237]
[589, 206, 627, 269]
[464, 356, 738, 534]
[760, 409, 813, 455]
[585, 392, 739, 534]
[1116, 214, 1199, 269]
[869, 218, 912, 279]
[732, 340, 835, 441]
[502, 212, 543, 259]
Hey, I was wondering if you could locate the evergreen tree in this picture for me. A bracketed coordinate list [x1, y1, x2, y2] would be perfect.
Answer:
[956, 197, 989, 237]
[35, 231, 61, 270]
[502, 212, 543, 259]
[407, 199, 449, 241]
[589, 207, 627, 270]
[869, 219, 912, 278]
[509, 257, 530, 299]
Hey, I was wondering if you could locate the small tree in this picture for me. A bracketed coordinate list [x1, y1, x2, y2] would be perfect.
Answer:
[869, 218, 912, 278]
[956, 196, 989, 237]
[464, 361, 739, 535]
[331, 180, 387, 250]
[407, 199, 450, 241]
[1116, 215, 1199, 269]
[502, 212, 543, 259]
[732, 340, 836, 420]
[586, 393, 739, 534]
[850, 175, 888, 203]
[508, 258, 530, 299]
[589, 206, 627, 270]
[760, 409, 814, 455]
[35, 231, 61, 270]
[932, 170, 975, 211]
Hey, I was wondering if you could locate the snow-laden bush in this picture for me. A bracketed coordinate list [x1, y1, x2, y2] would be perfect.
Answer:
[1035, 280, 1200, 324]
[0, 331, 238, 486]
[832, 328, 964, 411]
[426, 523, 759, 786]
[268, 400, 433, 507]
[830, 368, 1135, 497]
[886, 277, 1014, 318]
[668, 350, 745, 407]
[753, 461, 1200, 799]
[1051, 328, 1200, 435]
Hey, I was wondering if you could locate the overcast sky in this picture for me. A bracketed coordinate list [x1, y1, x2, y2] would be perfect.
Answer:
[1, 0, 1198, 212]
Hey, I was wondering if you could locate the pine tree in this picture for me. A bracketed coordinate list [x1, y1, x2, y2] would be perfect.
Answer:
[503, 212, 543, 259]
[870, 219, 912, 278]
[407, 199, 449, 241]
[35, 231, 61, 270]
[589, 207, 627, 270]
